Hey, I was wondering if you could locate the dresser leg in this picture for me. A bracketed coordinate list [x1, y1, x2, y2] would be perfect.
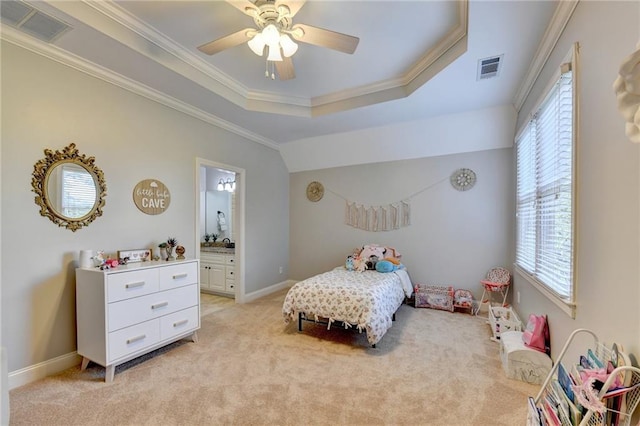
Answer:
[105, 365, 115, 383]
[80, 357, 90, 371]
[192, 331, 199, 343]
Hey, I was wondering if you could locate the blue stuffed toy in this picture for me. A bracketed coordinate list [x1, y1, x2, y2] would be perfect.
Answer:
[375, 260, 396, 273]
[345, 255, 355, 271]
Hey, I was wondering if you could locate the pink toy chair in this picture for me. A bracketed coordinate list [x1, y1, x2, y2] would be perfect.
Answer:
[474, 267, 511, 315]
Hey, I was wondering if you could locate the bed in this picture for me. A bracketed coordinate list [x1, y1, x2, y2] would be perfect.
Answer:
[282, 267, 413, 346]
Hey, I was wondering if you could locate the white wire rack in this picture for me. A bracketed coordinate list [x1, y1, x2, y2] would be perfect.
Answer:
[532, 329, 640, 426]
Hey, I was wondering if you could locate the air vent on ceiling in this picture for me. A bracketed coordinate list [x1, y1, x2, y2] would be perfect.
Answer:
[477, 55, 503, 81]
[1, 0, 71, 43]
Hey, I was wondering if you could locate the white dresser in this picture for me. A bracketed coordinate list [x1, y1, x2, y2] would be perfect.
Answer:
[76, 259, 200, 382]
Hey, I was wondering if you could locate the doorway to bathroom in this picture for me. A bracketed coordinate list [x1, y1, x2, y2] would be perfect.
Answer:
[195, 158, 245, 303]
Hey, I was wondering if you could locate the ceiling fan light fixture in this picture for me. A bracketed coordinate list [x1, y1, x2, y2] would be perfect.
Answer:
[279, 33, 298, 57]
[247, 32, 266, 56]
[261, 24, 280, 46]
[267, 45, 283, 61]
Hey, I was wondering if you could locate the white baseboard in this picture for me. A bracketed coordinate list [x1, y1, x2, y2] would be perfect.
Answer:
[8, 351, 81, 390]
[243, 280, 295, 303]
[2, 348, 9, 426]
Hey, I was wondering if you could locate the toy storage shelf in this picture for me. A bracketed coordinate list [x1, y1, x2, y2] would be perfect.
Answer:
[488, 306, 522, 342]
[530, 328, 640, 426]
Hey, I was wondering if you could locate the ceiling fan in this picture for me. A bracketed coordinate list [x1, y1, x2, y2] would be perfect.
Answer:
[197, 0, 359, 80]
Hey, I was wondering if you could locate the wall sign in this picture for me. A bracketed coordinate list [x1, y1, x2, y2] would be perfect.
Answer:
[133, 179, 171, 215]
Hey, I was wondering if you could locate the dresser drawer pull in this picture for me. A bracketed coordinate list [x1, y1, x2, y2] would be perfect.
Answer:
[125, 281, 145, 289]
[229, 259, 234, 263]
[172, 273, 188, 279]
[173, 319, 189, 327]
[126, 334, 146, 344]
[229, 271, 233, 275]
[151, 301, 169, 310]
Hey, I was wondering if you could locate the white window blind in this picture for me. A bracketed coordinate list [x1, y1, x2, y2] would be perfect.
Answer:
[515, 67, 574, 302]
[61, 164, 96, 217]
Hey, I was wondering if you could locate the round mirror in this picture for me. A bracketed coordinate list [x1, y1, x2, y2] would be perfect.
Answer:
[32, 143, 107, 231]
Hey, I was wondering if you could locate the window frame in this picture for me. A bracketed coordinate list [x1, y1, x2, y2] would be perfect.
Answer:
[514, 44, 579, 318]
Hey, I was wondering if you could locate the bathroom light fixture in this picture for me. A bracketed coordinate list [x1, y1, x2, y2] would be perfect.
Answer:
[217, 178, 235, 193]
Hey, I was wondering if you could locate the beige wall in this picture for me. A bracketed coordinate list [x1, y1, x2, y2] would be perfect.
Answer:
[1, 41, 290, 373]
[290, 148, 515, 299]
[515, 1, 640, 358]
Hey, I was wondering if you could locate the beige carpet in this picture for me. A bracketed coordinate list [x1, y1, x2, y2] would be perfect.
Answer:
[9, 289, 539, 425]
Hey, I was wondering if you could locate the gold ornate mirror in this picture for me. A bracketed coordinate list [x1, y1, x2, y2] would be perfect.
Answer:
[32, 143, 107, 231]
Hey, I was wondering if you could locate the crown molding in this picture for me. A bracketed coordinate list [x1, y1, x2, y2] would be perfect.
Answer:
[0, 26, 280, 150]
[513, 0, 579, 111]
[83, 0, 251, 101]
[62, 0, 467, 117]
[306, 0, 468, 114]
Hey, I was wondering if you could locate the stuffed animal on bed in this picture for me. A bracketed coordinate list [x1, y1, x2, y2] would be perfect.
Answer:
[375, 260, 406, 273]
[345, 255, 355, 271]
[353, 244, 387, 272]
[375, 260, 395, 273]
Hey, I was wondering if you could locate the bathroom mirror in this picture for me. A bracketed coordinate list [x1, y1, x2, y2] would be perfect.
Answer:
[32, 143, 107, 231]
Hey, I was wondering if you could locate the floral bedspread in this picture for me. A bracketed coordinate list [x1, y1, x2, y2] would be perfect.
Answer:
[282, 268, 409, 345]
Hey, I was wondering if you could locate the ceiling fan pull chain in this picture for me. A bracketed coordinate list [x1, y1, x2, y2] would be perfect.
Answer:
[271, 61, 276, 80]
[265, 57, 269, 78]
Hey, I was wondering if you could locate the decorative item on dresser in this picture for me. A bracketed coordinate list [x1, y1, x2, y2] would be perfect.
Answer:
[75, 259, 200, 382]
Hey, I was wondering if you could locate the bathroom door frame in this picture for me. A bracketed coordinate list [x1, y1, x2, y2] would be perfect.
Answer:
[195, 157, 245, 303]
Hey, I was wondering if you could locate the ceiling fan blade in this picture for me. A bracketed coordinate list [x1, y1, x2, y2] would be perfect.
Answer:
[276, 0, 306, 17]
[197, 28, 253, 55]
[225, 0, 259, 17]
[291, 23, 359, 54]
[275, 56, 295, 80]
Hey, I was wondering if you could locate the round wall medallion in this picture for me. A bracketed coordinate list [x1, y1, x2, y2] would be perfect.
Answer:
[306, 181, 324, 202]
[450, 168, 477, 191]
[133, 179, 171, 214]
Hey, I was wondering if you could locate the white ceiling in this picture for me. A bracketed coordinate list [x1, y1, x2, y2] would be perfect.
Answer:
[2, 0, 560, 154]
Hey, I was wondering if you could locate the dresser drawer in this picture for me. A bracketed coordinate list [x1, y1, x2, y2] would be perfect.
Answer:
[226, 256, 235, 265]
[159, 262, 198, 291]
[108, 319, 160, 362]
[160, 306, 199, 341]
[225, 266, 235, 280]
[108, 284, 198, 332]
[107, 269, 159, 303]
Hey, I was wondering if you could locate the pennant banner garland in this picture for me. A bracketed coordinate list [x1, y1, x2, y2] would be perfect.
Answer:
[322, 173, 453, 232]
[345, 200, 410, 232]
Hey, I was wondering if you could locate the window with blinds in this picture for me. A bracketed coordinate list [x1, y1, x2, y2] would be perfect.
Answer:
[61, 164, 96, 218]
[515, 55, 575, 307]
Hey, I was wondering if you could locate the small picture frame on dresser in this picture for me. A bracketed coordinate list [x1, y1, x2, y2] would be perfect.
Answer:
[117, 248, 152, 263]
